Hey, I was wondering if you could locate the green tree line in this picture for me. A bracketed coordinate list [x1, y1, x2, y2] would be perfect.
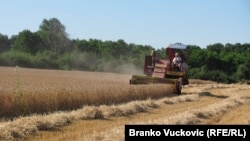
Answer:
[0, 18, 249, 83]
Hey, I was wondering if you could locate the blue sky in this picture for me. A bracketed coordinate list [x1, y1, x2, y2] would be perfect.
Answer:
[0, 0, 249, 49]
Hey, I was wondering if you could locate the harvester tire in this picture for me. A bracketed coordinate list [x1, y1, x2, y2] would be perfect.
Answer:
[176, 78, 182, 95]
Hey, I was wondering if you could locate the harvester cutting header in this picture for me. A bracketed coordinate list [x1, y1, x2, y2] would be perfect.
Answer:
[130, 43, 189, 94]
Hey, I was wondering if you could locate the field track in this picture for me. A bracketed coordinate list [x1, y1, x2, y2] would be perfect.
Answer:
[23, 84, 250, 141]
[0, 66, 249, 141]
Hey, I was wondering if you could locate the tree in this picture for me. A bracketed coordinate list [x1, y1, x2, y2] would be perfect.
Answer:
[10, 30, 43, 54]
[187, 48, 206, 68]
[0, 33, 11, 52]
[207, 43, 224, 52]
[38, 18, 72, 54]
[236, 64, 250, 81]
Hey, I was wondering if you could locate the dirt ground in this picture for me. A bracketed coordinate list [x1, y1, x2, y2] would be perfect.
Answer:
[22, 82, 250, 141]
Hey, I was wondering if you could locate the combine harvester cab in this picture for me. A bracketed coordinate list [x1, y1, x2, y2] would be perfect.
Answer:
[130, 43, 189, 95]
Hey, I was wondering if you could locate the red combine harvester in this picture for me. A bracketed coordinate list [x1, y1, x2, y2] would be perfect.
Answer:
[129, 43, 189, 95]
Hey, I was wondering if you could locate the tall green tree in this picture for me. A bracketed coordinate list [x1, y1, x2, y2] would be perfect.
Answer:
[38, 18, 72, 54]
[10, 30, 43, 54]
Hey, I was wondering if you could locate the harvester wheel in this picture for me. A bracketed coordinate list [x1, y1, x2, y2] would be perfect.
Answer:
[175, 78, 182, 95]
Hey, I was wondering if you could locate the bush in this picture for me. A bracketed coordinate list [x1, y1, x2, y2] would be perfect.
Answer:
[0, 51, 34, 67]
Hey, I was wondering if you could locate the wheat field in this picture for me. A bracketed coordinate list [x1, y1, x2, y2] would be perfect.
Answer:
[0, 66, 176, 118]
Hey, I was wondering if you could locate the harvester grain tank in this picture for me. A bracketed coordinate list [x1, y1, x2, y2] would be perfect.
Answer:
[129, 43, 189, 95]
